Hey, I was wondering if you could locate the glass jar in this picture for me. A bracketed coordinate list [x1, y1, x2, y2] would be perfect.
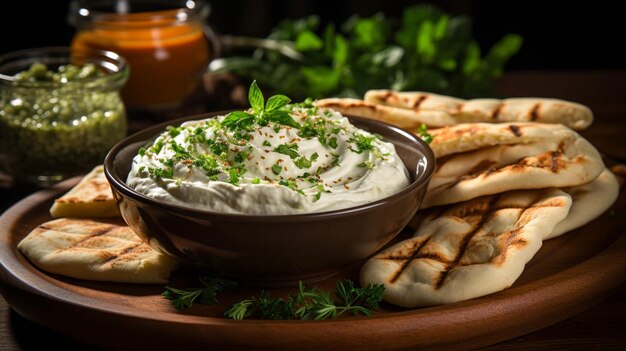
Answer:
[0, 47, 128, 186]
[68, 0, 211, 111]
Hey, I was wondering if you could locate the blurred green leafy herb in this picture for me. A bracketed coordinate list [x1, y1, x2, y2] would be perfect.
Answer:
[210, 5, 522, 99]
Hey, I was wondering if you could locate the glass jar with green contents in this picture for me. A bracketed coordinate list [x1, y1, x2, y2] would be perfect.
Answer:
[0, 47, 128, 186]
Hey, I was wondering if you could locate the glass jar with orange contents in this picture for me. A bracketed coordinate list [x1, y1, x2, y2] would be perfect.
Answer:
[68, 0, 211, 111]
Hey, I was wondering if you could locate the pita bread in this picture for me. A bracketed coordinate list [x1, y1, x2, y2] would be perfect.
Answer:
[423, 129, 604, 208]
[50, 165, 120, 218]
[547, 168, 619, 239]
[360, 188, 572, 307]
[17, 218, 177, 283]
[425, 122, 570, 158]
[314, 98, 457, 128]
[364, 90, 593, 130]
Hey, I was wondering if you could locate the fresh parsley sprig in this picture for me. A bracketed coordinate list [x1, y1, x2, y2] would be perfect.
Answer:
[224, 279, 385, 320]
[162, 276, 237, 310]
[221, 81, 300, 131]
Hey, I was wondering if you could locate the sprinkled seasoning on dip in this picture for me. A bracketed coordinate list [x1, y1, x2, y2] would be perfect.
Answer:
[127, 82, 409, 214]
[0, 53, 127, 185]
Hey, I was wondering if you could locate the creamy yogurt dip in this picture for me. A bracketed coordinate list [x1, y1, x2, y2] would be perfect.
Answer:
[127, 88, 409, 215]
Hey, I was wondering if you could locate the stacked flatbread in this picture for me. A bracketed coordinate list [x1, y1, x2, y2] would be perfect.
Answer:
[316, 90, 593, 130]
[50, 165, 120, 218]
[359, 119, 618, 307]
[19, 166, 177, 283]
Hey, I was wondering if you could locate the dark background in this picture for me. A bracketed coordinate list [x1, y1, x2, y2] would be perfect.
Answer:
[1, 0, 624, 70]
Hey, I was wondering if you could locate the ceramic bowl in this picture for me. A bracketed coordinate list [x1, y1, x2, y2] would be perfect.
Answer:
[104, 112, 435, 286]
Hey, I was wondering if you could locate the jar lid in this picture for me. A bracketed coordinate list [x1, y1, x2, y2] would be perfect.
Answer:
[68, 0, 210, 29]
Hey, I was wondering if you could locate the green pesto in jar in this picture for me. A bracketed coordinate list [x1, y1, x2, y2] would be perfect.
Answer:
[0, 63, 126, 183]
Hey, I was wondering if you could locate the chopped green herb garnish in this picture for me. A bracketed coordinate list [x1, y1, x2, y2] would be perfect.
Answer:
[262, 140, 272, 147]
[352, 134, 376, 154]
[274, 144, 300, 159]
[313, 191, 321, 202]
[234, 150, 249, 163]
[206, 139, 229, 156]
[271, 164, 282, 175]
[294, 152, 319, 169]
[193, 154, 220, 177]
[278, 179, 305, 195]
[148, 166, 173, 180]
[138, 147, 147, 156]
[328, 137, 338, 149]
[150, 140, 164, 154]
[358, 161, 375, 169]
[227, 167, 246, 185]
[170, 140, 192, 160]
[252, 177, 261, 184]
[417, 123, 433, 144]
[166, 125, 182, 137]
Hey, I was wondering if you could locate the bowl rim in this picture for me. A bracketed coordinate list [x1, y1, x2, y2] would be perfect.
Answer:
[104, 110, 435, 222]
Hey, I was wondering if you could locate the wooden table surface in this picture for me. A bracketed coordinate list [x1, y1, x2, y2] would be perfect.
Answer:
[1, 70, 625, 350]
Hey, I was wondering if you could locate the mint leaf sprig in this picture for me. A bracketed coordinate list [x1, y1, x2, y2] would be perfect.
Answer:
[222, 81, 300, 131]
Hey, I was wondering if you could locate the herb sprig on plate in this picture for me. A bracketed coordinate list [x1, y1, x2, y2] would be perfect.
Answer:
[162, 276, 237, 310]
[162, 277, 385, 320]
[226, 279, 385, 320]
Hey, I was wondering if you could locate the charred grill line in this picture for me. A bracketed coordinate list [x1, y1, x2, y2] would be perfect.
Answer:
[413, 95, 428, 109]
[100, 243, 141, 264]
[388, 237, 433, 284]
[491, 104, 504, 119]
[509, 125, 523, 137]
[550, 151, 562, 172]
[434, 195, 502, 289]
[530, 103, 541, 121]
[383, 199, 564, 286]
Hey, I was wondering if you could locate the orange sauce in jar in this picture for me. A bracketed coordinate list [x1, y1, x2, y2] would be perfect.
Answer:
[69, 2, 211, 109]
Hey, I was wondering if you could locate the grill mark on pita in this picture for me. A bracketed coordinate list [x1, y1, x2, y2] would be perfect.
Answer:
[381, 91, 393, 102]
[450, 102, 465, 115]
[509, 125, 523, 137]
[491, 103, 504, 119]
[550, 151, 561, 172]
[100, 243, 141, 264]
[432, 148, 577, 192]
[435, 195, 501, 289]
[382, 197, 564, 285]
[388, 237, 433, 283]
[75, 225, 118, 245]
[413, 95, 428, 109]
[467, 160, 498, 175]
[530, 103, 541, 121]
[491, 220, 532, 265]
[436, 160, 498, 190]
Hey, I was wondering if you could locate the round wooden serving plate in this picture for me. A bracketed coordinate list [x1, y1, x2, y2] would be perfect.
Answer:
[1, 177, 625, 350]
